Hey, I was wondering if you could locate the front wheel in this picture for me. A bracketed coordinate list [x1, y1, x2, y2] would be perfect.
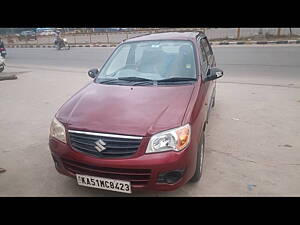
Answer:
[189, 131, 205, 183]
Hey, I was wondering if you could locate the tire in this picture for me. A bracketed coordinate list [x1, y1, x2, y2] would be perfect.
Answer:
[190, 131, 205, 183]
[0, 65, 4, 73]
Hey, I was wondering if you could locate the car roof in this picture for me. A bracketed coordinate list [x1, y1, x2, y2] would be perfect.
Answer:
[123, 32, 205, 43]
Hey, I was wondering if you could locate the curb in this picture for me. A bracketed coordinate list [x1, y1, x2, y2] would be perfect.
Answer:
[6, 40, 300, 48]
[7, 44, 119, 48]
[210, 40, 300, 46]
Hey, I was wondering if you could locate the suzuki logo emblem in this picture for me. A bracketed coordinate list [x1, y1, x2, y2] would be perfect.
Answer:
[95, 139, 106, 152]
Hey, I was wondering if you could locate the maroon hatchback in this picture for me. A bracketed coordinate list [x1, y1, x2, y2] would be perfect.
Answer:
[49, 32, 223, 194]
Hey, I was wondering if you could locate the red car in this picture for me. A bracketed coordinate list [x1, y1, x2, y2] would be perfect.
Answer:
[49, 32, 223, 194]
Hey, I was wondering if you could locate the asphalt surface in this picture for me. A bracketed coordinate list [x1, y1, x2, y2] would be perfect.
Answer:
[1, 45, 300, 196]
[5, 45, 300, 87]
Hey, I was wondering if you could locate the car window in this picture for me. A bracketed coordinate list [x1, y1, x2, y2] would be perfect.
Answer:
[199, 41, 208, 76]
[200, 38, 214, 67]
[201, 39, 212, 57]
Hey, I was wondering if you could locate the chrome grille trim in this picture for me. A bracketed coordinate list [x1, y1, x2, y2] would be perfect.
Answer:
[68, 130, 143, 140]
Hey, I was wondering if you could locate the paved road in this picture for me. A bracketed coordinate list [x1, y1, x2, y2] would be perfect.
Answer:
[1, 45, 300, 196]
[5, 45, 300, 87]
[6, 45, 300, 68]
[6, 47, 114, 71]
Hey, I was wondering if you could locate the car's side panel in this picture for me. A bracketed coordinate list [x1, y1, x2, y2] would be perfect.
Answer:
[199, 37, 216, 124]
[181, 35, 217, 177]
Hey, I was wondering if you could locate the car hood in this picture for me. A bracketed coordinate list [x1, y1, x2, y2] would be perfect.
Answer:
[56, 82, 195, 136]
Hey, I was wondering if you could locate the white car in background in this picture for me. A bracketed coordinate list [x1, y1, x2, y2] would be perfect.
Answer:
[39, 30, 57, 36]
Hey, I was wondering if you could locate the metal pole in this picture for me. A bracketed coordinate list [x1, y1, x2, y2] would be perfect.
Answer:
[277, 28, 281, 37]
[237, 28, 240, 40]
[106, 32, 110, 45]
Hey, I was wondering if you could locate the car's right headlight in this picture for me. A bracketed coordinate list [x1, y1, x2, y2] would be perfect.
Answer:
[146, 124, 191, 154]
[50, 117, 66, 143]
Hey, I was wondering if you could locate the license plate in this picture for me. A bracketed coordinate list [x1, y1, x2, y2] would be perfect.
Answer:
[76, 174, 132, 194]
[2, 51, 6, 53]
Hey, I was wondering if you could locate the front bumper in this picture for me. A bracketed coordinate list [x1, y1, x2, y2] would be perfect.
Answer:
[49, 137, 198, 191]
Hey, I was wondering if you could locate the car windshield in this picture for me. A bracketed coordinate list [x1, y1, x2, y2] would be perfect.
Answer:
[95, 40, 197, 85]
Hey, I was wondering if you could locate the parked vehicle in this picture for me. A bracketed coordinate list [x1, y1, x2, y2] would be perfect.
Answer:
[54, 37, 70, 50]
[0, 47, 6, 58]
[39, 30, 57, 36]
[93, 28, 131, 33]
[36, 28, 56, 34]
[49, 32, 223, 194]
[0, 56, 5, 73]
[16, 30, 37, 41]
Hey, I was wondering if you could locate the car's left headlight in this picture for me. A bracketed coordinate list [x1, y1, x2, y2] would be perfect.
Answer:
[50, 117, 66, 143]
[146, 124, 191, 154]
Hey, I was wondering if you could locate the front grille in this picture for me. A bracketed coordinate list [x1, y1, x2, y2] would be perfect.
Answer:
[68, 130, 142, 158]
[62, 158, 151, 185]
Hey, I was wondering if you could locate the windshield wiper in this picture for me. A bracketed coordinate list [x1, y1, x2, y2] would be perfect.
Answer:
[158, 77, 197, 82]
[130, 81, 155, 86]
[98, 78, 119, 84]
[118, 77, 154, 86]
[98, 78, 153, 86]
[118, 77, 153, 82]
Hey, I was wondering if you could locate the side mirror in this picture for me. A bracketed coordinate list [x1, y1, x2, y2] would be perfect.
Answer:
[204, 67, 224, 82]
[88, 68, 99, 79]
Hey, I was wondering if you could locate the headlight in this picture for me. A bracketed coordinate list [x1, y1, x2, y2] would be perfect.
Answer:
[50, 117, 66, 143]
[146, 124, 191, 154]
